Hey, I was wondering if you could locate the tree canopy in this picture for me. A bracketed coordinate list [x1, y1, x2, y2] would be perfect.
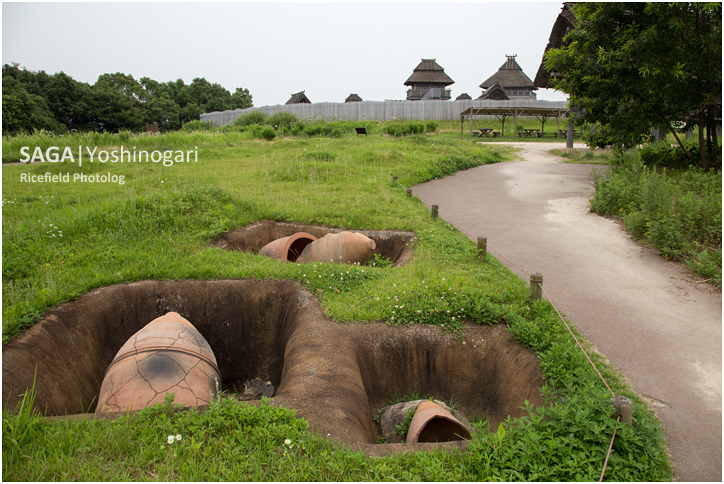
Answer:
[544, 2, 721, 169]
[1, 63, 253, 134]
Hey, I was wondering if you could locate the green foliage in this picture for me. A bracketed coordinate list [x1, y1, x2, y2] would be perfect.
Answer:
[545, 3, 721, 169]
[383, 121, 426, 137]
[591, 152, 721, 284]
[428, 155, 483, 179]
[233, 110, 265, 127]
[394, 408, 417, 437]
[639, 142, 701, 170]
[182, 120, 213, 131]
[2, 63, 253, 134]
[266, 111, 298, 128]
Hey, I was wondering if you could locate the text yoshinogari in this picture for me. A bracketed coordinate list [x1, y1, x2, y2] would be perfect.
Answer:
[20, 146, 199, 167]
[19, 146, 199, 186]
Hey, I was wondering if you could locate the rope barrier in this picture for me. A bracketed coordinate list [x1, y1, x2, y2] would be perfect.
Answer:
[600, 416, 621, 482]
[539, 283, 615, 397]
[392, 175, 623, 481]
[485, 244, 533, 278]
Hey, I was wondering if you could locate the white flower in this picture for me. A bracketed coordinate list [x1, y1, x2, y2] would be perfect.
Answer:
[176, 434, 182, 441]
[167, 435, 175, 444]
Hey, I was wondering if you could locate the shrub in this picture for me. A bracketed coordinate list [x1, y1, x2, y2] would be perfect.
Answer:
[425, 120, 438, 133]
[233, 111, 265, 127]
[181, 120, 213, 131]
[266, 111, 298, 128]
[260, 126, 277, 141]
[639, 142, 699, 169]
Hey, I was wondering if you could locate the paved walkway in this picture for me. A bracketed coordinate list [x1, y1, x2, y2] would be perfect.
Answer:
[412, 142, 722, 482]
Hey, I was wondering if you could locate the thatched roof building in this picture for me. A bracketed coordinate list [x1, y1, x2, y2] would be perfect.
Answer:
[404, 59, 454, 101]
[456, 92, 472, 101]
[286, 91, 311, 104]
[345, 93, 363, 103]
[479, 55, 537, 100]
[534, 3, 577, 88]
[478, 80, 509, 101]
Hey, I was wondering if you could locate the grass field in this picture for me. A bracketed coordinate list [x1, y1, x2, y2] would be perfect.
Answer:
[2, 124, 671, 481]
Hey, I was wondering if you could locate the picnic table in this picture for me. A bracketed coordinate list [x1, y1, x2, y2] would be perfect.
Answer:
[518, 129, 541, 138]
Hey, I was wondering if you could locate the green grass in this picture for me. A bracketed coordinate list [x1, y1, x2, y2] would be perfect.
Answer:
[2, 127, 671, 481]
[550, 148, 616, 165]
[590, 151, 722, 285]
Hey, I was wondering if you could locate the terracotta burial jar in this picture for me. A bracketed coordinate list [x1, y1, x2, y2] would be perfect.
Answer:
[96, 312, 220, 415]
[259, 232, 317, 262]
[296, 231, 376, 264]
[406, 401, 471, 444]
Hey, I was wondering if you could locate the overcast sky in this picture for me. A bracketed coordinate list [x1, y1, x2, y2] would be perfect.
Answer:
[2, 1, 569, 107]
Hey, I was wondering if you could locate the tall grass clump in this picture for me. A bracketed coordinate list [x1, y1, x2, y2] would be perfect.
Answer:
[591, 151, 721, 284]
[181, 120, 213, 132]
[233, 110, 266, 127]
[383, 121, 426, 137]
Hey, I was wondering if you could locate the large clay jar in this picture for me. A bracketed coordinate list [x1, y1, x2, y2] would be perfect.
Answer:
[96, 312, 220, 415]
[296, 231, 376, 264]
[259, 232, 317, 262]
[406, 401, 471, 444]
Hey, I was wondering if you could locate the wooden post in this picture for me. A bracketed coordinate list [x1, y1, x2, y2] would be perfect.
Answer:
[529, 273, 543, 300]
[406, 188, 412, 199]
[431, 204, 439, 220]
[477, 237, 487, 259]
[610, 395, 633, 425]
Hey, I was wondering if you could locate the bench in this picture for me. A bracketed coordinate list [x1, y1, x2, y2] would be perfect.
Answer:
[355, 127, 368, 137]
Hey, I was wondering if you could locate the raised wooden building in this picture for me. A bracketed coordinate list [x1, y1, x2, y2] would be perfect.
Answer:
[286, 91, 311, 105]
[479, 55, 537, 100]
[404, 59, 455, 101]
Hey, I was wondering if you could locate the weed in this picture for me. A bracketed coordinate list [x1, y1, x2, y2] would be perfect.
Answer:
[394, 407, 417, 437]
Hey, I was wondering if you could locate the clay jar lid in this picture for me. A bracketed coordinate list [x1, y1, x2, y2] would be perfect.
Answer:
[406, 401, 472, 444]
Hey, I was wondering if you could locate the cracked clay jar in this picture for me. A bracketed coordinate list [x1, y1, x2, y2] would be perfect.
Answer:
[96, 312, 220, 415]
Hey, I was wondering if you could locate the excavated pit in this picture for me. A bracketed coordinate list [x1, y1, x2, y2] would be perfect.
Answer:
[211, 220, 416, 266]
[3, 279, 544, 453]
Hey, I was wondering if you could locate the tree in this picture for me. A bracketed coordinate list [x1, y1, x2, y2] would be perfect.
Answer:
[545, 2, 721, 169]
[230, 87, 253, 110]
[45, 72, 94, 131]
[2, 75, 62, 134]
[90, 73, 145, 132]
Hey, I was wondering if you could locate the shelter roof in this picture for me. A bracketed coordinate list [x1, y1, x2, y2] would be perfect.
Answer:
[456, 92, 472, 100]
[478, 80, 509, 100]
[480, 55, 537, 90]
[534, 3, 578, 88]
[404, 59, 455, 86]
[345, 93, 363, 102]
[460, 101, 569, 119]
